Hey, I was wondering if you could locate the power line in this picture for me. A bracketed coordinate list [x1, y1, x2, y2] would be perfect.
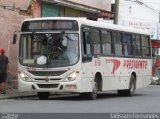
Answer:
[125, 0, 160, 13]
[124, 0, 160, 22]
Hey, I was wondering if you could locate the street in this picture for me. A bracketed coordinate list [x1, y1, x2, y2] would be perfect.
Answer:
[0, 85, 160, 113]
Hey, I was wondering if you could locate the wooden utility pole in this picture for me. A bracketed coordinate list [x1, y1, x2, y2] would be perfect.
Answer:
[114, 0, 119, 24]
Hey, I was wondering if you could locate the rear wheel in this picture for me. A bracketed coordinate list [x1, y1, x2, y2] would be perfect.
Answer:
[158, 78, 160, 85]
[128, 75, 136, 96]
[37, 92, 50, 100]
[117, 74, 136, 96]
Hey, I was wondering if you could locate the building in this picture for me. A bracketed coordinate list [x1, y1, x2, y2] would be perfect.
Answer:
[0, 0, 32, 78]
[0, 0, 112, 78]
[34, 0, 112, 19]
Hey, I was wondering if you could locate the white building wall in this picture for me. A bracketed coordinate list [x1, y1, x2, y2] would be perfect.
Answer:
[115, 0, 160, 40]
[119, 0, 159, 22]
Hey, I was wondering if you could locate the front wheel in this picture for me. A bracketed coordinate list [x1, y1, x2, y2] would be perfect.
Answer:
[80, 78, 98, 100]
[37, 92, 50, 100]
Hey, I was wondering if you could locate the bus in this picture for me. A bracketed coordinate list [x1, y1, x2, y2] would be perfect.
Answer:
[16, 17, 152, 100]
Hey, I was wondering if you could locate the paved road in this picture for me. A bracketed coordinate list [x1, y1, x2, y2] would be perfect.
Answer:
[0, 85, 160, 113]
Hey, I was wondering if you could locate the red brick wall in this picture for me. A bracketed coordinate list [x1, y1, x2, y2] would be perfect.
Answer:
[0, 0, 40, 79]
[33, 0, 41, 17]
[0, 8, 30, 78]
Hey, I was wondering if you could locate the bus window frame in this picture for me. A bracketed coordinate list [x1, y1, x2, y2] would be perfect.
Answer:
[91, 28, 102, 57]
[81, 26, 93, 62]
[81, 25, 151, 59]
[112, 31, 123, 56]
[100, 29, 112, 56]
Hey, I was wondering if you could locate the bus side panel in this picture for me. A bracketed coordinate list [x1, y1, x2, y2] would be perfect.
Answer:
[135, 76, 144, 89]
[114, 77, 130, 90]
[142, 59, 152, 87]
[101, 57, 115, 91]
[113, 58, 130, 90]
[113, 58, 149, 90]
[102, 77, 115, 91]
[136, 59, 151, 89]
[81, 62, 94, 92]
[81, 77, 93, 92]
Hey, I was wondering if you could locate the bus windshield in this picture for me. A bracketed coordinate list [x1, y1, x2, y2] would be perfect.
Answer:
[19, 33, 79, 68]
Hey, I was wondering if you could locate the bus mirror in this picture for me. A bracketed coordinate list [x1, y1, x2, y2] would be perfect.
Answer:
[13, 34, 17, 44]
[82, 54, 93, 62]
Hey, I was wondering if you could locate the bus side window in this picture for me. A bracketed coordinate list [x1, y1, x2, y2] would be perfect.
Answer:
[123, 33, 132, 56]
[141, 36, 150, 57]
[101, 30, 112, 55]
[132, 35, 141, 56]
[91, 29, 101, 56]
[82, 27, 92, 62]
[113, 32, 123, 56]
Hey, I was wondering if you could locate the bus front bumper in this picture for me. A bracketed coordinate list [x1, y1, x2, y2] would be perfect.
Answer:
[18, 78, 79, 93]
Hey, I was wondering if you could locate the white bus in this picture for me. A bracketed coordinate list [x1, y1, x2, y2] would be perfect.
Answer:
[16, 17, 152, 100]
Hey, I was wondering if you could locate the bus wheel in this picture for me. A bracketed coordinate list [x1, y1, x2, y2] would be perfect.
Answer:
[80, 78, 98, 100]
[128, 74, 136, 96]
[158, 78, 160, 85]
[86, 78, 98, 100]
[37, 92, 50, 100]
[117, 75, 136, 96]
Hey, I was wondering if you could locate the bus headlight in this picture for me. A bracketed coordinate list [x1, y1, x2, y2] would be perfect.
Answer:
[64, 71, 79, 81]
[19, 72, 32, 82]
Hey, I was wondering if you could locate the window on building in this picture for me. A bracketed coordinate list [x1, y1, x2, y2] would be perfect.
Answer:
[42, 2, 60, 17]
[111, 4, 115, 20]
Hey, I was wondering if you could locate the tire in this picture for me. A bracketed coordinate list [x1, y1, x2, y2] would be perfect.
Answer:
[37, 92, 50, 100]
[158, 78, 160, 85]
[117, 90, 126, 96]
[79, 93, 88, 99]
[80, 77, 98, 100]
[117, 75, 136, 96]
[128, 75, 136, 96]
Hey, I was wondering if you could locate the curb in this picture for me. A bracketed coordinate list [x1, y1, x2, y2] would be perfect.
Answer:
[0, 94, 37, 100]
[0, 93, 79, 100]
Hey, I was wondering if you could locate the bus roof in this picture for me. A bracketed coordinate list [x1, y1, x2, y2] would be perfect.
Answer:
[23, 17, 150, 35]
